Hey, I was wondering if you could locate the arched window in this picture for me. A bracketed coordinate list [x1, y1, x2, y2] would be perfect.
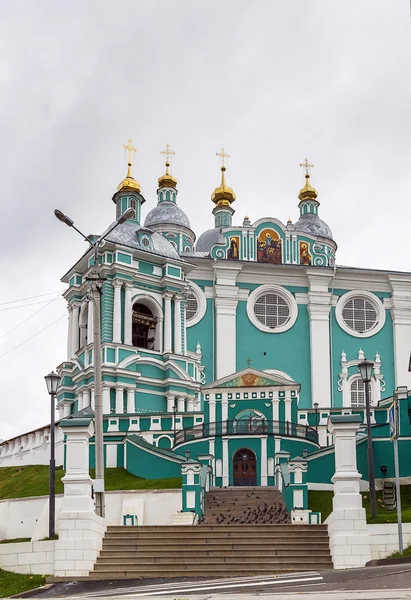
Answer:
[350, 378, 371, 408]
[132, 303, 158, 350]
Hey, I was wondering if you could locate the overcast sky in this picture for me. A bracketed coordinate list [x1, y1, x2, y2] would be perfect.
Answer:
[1, 0, 411, 440]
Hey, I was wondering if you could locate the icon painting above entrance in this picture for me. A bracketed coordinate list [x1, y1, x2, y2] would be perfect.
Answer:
[233, 448, 257, 486]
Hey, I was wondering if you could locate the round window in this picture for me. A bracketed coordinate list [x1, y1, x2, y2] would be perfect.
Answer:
[185, 292, 198, 322]
[253, 293, 291, 329]
[341, 297, 377, 334]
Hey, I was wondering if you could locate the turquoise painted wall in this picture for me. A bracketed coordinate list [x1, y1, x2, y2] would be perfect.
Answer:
[186, 295, 214, 383]
[125, 440, 182, 479]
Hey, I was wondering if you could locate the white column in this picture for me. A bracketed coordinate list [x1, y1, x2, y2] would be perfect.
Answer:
[284, 391, 292, 422]
[163, 292, 173, 353]
[389, 277, 411, 389]
[112, 280, 122, 344]
[123, 283, 133, 345]
[63, 403, 71, 418]
[177, 395, 185, 413]
[71, 302, 80, 357]
[90, 388, 95, 410]
[272, 392, 279, 422]
[115, 386, 124, 414]
[215, 296, 238, 378]
[77, 391, 84, 411]
[307, 271, 333, 407]
[174, 294, 182, 355]
[222, 437, 229, 486]
[167, 393, 175, 412]
[221, 398, 228, 422]
[102, 386, 111, 414]
[87, 299, 94, 342]
[126, 387, 135, 414]
[67, 305, 73, 360]
[186, 397, 194, 412]
[208, 399, 216, 423]
[260, 436, 268, 486]
[83, 388, 91, 408]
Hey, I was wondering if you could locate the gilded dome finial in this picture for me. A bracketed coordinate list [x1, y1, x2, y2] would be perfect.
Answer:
[298, 157, 318, 201]
[211, 148, 236, 205]
[158, 143, 177, 189]
[117, 138, 141, 192]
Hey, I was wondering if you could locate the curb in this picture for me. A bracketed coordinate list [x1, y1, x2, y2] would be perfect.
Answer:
[10, 584, 55, 599]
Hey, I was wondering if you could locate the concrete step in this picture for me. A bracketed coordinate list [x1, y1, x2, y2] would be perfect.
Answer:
[101, 544, 331, 553]
[88, 567, 332, 579]
[106, 524, 326, 531]
[97, 552, 332, 563]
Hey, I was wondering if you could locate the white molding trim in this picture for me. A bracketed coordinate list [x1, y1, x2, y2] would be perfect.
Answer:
[185, 281, 207, 328]
[246, 284, 298, 334]
[335, 290, 386, 338]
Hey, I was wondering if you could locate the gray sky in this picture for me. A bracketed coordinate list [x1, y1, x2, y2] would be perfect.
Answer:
[1, 0, 411, 440]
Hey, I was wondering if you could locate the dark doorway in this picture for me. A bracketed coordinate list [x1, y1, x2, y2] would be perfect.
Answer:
[233, 448, 257, 486]
[132, 303, 157, 349]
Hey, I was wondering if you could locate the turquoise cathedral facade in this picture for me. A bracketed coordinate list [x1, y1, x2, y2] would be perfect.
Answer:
[50, 147, 411, 489]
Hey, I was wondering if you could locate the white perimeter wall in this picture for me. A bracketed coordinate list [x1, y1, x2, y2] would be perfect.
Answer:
[368, 523, 411, 560]
[0, 540, 55, 575]
[0, 489, 181, 541]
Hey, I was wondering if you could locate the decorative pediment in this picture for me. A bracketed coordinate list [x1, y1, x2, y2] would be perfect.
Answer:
[202, 368, 299, 390]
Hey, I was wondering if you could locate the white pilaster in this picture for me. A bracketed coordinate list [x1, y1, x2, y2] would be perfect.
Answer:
[77, 390, 84, 411]
[102, 386, 111, 414]
[389, 276, 411, 389]
[260, 436, 268, 486]
[307, 271, 333, 407]
[222, 437, 229, 486]
[112, 279, 122, 344]
[163, 292, 173, 353]
[115, 386, 124, 414]
[83, 388, 91, 408]
[214, 265, 241, 379]
[126, 387, 135, 414]
[123, 283, 133, 345]
[208, 399, 216, 423]
[174, 293, 182, 355]
[284, 391, 292, 422]
[87, 298, 94, 342]
[71, 302, 80, 357]
[177, 395, 185, 413]
[90, 388, 95, 410]
[221, 398, 228, 421]
[167, 393, 175, 412]
[186, 397, 194, 412]
[272, 392, 279, 422]
[67, 305, 73, 360]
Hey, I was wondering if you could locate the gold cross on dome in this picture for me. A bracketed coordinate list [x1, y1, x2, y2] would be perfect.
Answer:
[299, 158, 314, 176]
[216, 148, 231, 168]
[160, 144, 176, 174]
[123, 138, 138, 178]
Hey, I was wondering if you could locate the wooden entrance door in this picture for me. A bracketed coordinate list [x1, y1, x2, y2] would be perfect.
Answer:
[233, 448, 257, 486]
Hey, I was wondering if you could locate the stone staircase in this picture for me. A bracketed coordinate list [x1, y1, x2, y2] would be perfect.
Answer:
[199, 486, 290, 525]
[91, 523, 332, 579]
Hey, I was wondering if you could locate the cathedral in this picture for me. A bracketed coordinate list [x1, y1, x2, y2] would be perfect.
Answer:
[1, 142, 411, 490]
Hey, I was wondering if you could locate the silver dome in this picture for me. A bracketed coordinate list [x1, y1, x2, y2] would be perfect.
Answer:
[104, 220, 182, 260]
[294, 214, 333, 240]
[196, 227, 224, 252]
[144, 202, 191, 229]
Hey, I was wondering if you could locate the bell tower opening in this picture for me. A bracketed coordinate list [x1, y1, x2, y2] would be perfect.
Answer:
[132, 303, 158, 350]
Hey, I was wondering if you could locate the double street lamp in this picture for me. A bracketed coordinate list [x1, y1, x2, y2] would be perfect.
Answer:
[55, 207, 135, 517]
[44, 370, 61, 539]
[358, 358, 377, 520]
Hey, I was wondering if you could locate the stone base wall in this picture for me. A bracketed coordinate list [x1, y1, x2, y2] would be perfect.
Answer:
[327, 508, 372, 569]
[0, 540, 55, 575]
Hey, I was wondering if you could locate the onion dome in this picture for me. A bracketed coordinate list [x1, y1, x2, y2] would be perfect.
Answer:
[145, 203, 191, 229]
[294, 159, 333, 240]
[211, 165, 236, 206]
[117, 139, 141, 194]
[157, 161, 177, 189]
[298, 172, 318, 202]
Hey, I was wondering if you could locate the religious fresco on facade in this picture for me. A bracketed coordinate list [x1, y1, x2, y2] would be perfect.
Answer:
[257, 228, 282, 264]
[299, 241, 312, 265]
[219, 372, 282, 388]
[227, 236, 240, 260]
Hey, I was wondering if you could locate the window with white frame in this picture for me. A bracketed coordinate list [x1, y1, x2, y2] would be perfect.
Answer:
[254, 293, 290, 329]
[350, 378, 371, 408]
[184, 282, 207, 327]
[342, 297, 377, 334]
[185, 292, 198, 322]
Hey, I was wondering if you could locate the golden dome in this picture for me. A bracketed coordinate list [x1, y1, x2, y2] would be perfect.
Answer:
[117, 174, 141, 193]
[211, 166, 236, 205]
[158, 161, 177, 189]
[298, 173, 318, 202]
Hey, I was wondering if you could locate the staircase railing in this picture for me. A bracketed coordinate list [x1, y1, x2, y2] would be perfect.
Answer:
[175, 419, 319, 446]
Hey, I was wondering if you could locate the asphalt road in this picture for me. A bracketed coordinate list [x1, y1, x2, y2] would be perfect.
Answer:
[19, 564, 411, 599]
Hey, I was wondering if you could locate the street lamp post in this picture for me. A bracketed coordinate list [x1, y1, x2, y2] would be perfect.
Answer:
[358, 358, 377, 520]
[44, 371, 61, 539]
[313, 402, 319, 435]
[55, 207, 135, 518]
